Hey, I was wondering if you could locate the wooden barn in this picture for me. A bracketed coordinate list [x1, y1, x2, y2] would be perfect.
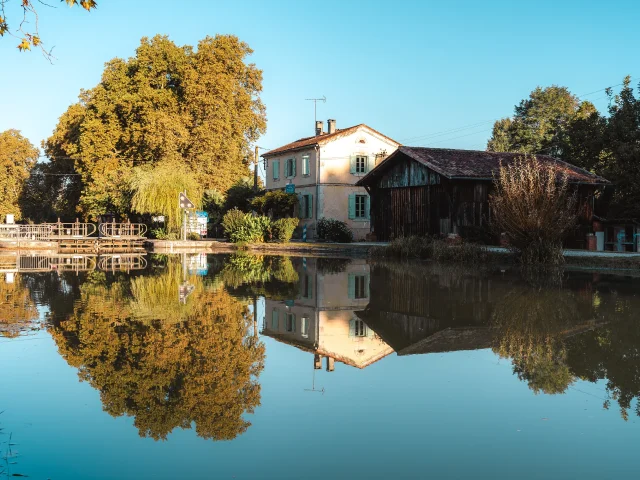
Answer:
[356, 146, 609, 245]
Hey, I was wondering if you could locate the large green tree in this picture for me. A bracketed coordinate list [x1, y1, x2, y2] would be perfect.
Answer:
[45, 34, 266, 220]
[0, 129, 39, 222]
[487, 86, 595, 157]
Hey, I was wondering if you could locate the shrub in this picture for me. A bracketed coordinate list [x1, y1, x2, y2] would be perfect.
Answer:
[222, 208, 271, 244]
[187, 232, 200, 241]
[251, 190, 298, 219]
[490, 156, 577, 265]
[370, 235, 492, 264]
[272, 218, 299, 243]
[151, 228, 179, 240]
[317, 218, 353, 243]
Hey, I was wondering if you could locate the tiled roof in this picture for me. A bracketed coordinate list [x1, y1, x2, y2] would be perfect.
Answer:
[357, 146, 610, 185]
[262, 124, 399, 157]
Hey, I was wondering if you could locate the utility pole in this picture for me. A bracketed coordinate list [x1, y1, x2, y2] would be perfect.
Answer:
[254, 145, 259, 192]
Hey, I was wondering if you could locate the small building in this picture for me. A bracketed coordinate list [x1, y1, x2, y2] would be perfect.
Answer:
[262, 121, 399, 240]
[356, 146, 609, 244]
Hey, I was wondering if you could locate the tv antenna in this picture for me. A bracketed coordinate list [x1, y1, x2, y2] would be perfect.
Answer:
[305, 95, 326, 125]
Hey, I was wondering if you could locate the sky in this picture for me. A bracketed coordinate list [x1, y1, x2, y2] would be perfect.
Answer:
[1, 0, 638, 170]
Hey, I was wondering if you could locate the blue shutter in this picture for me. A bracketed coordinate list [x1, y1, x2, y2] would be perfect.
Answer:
[307, 194, 313, 219]
[298, 194, 304, 219]
[350, 155, 356, 174]
[273, 160, 280, 180]
[307, 275, 313, 299]
[303, 156, 310, 176]
[284, 159, 289, 177]
[349, 318, 356, 337]
[271, 309, 279, 330]
[367, 155, 375, 173]
[365, 274, 370, 298]
[366, 322, 375, 338]
[348, 194, 356, 219]
[291, 158, 297, 177]
[365, 195, 371, 220]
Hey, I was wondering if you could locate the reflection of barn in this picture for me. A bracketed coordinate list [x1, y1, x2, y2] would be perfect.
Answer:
[356, 264, 500, 355]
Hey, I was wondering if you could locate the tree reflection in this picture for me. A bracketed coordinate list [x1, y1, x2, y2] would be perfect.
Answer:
[219, 253, 299, 300]
[48, 259, 264, 441]
[0, 273, 38, 338]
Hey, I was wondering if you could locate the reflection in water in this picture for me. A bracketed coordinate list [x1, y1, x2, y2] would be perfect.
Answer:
[46, 256, 265, 441]
[0, 273, 39, 337]
[3, 252, 640, 443]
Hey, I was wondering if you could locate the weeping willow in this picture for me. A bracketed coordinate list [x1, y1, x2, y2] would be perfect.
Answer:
[130, 161, 204, 232]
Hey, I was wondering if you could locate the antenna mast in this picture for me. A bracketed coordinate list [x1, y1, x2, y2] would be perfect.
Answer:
[305, 95, 326, 125]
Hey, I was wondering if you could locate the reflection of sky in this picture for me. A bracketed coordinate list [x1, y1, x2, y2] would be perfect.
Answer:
[1, 323, 639, 480]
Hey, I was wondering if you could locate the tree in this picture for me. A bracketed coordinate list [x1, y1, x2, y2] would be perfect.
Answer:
[490, 157, 577, 264]
[0, 129, 39, 222]
[487, 86, 595, 157]
[48, 260, 265, 441]
[130, 161, 203, 233]
[45, 34, 266, 220]
[0, 0, 96, 58]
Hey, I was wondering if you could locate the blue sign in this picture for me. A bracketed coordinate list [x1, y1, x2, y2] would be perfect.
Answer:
[285, 184, 295, 194]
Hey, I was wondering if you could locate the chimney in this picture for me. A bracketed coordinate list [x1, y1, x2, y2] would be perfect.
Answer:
[315, 120, 324, 136]
[327, 119, 336, 134]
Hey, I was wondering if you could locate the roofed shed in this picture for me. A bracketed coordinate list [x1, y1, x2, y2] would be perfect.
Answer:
[356, 147, 609, 244]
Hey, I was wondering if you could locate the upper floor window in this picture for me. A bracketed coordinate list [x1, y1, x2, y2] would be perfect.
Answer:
[285, 158, 296, 178]
[302, 155, 310, 176]
[350, 155, 370, 176]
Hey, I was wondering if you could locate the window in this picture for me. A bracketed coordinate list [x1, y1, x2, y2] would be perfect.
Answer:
[272, 160, 280, 180]
[301, 274, 313, 299]
[348, 194, 369, 220]
[354, 319, 366, 337]
[355, 195, 366, 219]
[354, 275, 367, 299]
[301, 316, 309, 338]
[349, 318, 369, 338]
[285, 158, 296, 178]
[348, 273, 369, 300]
[350, 155, 370, 175]
[302, 155, 310, 176]
[285, 313, 296, 332]
[299, 194, 313, 219]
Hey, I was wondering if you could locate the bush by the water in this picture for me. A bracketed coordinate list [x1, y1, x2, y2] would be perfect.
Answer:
[490, 156, 577, 265]
[222, 208, 270, 243]
[151, 228, 179, 240]
[271, 218, 299, 243]
[370, 235, 491, 264]
[317, 218, 353, 243]
[187, 232, 200, 241]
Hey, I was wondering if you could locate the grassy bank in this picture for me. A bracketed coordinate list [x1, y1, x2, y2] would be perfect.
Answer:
[370, 236, 510, 264]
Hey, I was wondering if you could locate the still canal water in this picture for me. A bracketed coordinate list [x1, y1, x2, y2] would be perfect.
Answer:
[1, 253, 640, 479]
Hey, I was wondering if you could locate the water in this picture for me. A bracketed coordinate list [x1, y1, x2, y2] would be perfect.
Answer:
[1, 253, 640, 479]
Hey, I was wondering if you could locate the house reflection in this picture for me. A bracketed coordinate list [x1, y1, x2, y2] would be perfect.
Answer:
[262, 258, 394, 370]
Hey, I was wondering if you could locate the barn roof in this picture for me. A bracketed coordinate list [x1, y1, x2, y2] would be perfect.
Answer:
[356, 146, 610, 186]
[262, 124, 399, 157]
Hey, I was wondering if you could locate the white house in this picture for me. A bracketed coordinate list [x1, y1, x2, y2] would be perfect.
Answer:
[262, 120, 399, 240]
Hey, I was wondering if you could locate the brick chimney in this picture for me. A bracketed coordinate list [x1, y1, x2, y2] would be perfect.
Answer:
[327, 119, 336, 134]
[315, 120, 324, 136]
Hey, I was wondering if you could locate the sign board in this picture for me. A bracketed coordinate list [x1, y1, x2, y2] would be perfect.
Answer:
[151, 215, 165, 223]
[285, 184, 295, 194]
[179, 192, 195, 209]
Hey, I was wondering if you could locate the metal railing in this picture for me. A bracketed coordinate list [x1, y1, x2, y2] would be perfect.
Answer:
[0, 222, 97, 240]
[99, 222, 147, 238]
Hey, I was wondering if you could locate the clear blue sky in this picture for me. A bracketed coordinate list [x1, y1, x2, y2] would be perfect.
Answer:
[1, 0, 637, 160]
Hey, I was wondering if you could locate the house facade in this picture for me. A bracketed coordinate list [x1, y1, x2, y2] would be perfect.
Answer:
[262, 121, 399, 240]
[356, 146, 610, 246]
[262, 258, 394, 370]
